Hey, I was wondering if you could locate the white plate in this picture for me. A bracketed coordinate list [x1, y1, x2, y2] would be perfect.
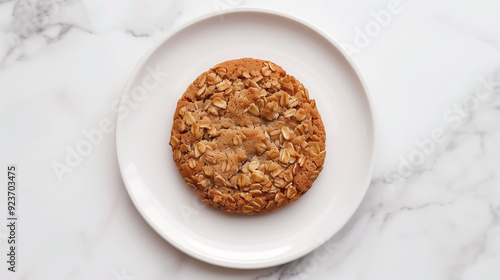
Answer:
[116, 9, 377, 269]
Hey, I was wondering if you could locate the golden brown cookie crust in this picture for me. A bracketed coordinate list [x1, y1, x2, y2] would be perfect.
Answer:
[169, 58, 326, 215]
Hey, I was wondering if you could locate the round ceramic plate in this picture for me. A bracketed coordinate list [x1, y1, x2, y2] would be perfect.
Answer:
[116, 9, 377, 269]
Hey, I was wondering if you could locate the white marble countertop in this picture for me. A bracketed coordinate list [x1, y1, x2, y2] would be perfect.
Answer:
[1, 0, 500, 279]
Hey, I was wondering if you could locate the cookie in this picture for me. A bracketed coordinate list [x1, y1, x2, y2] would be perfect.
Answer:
[169, 58, 326, 215]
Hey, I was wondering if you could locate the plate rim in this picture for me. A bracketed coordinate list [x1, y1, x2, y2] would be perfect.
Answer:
[115, 7, 378, 269]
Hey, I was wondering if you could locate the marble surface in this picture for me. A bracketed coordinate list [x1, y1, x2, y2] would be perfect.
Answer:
[1, 0, 500, 279]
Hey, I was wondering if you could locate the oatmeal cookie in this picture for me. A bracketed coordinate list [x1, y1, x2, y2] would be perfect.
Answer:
[169, 58, 326, 214]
